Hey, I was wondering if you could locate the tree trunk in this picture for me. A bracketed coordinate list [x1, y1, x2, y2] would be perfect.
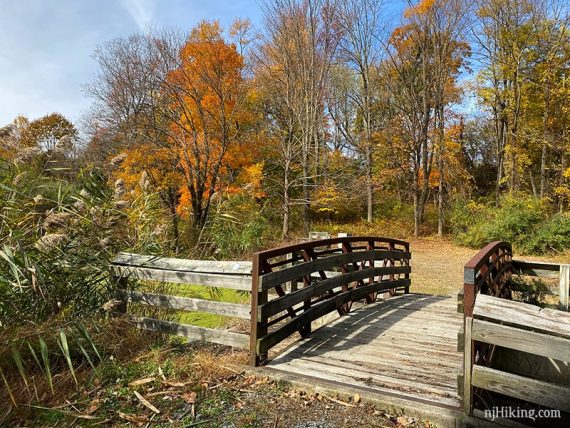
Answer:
[437, 104, 445, 237]
[282, 162, 290, 239]
[366, 143, 373, 223]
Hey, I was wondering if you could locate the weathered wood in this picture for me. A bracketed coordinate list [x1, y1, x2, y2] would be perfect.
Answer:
[259, 250, 410, 291]
[471, 365, 570, 413]
[113, 252, 252, 275]
[560, 264, 569, 311]
[257, 279, 411, 354]
[259, 266, 411, 319]
[255, 236, 409, 261]
[111, 265, 251, 291]
[124, 291, 250, 319]
[134, 317, 249, 349]
[471, 318, 570, 362]
[463, 317, 473, 415]
[266, 294, 463, 409]
[512, 259, 560, 279]
[473, 294, 570, 339]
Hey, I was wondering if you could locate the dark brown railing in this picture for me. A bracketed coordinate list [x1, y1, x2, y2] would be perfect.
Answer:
[249, 236, 411, 366]
[463, 241, 513, 318]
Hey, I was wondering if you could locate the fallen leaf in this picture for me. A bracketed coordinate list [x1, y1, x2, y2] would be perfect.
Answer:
[158, 366, 166, 381]
[182, 391, 197, 404]
[396, 416, 412, 426]
[134, 391, 160, 414]
[85, 398, 101, 415]
[118, 412, 149, 424]
[353, 393, 361, 403]
[162, 380, 190, 388]
[129, 377, 156, 387]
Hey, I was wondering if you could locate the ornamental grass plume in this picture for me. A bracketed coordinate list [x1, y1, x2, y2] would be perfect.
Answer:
[34, 233, 68, 253]
[42, 212, 73, 230]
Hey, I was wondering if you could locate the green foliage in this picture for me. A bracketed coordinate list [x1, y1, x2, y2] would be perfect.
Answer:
[450, 194, 568, 254]
[0, 161, 125, 326]
[509, 276, 550, 307]
[206, 195, 272, 259]
[521, 213, 570, 254]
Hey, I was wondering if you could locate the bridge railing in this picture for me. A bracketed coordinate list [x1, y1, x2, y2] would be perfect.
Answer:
[461, 242, 570, 418]
[249, 236, 411, 366]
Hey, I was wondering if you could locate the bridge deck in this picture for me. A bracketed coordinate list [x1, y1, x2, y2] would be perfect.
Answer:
[265, 293, 463, 409]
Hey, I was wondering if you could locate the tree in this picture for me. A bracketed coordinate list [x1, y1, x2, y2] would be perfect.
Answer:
[164, 21, 251, 231]
[259, 0, 341, 236]
[336, 0, 385, 223]
[382, 0, 468, 236]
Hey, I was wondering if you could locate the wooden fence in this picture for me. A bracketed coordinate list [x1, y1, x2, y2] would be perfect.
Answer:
[460, 241, 570, 419]
[250, 236, 411, 365]
[111, 252, 252, 349]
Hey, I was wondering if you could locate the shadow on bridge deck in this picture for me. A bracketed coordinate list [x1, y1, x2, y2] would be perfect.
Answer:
[262, 293, 463, 417]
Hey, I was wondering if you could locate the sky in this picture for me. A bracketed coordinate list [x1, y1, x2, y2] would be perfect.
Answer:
[0, 0, 263, 126]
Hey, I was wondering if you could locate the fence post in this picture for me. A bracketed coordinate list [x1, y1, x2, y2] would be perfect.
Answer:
[109, 266, 128, 316]
[560, 264, 569, 312]
[463, 316, 474, 415]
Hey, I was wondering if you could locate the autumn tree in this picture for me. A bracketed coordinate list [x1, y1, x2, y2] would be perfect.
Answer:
[258, 0, 341, 236]
[336, 0, 385, 223]
[382, 0, 469, 236]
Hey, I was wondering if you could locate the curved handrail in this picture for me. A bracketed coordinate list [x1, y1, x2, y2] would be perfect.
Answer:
[249, 236, 411, 365]
[463, 241, 513, 317]
[255, 236, 410, 261]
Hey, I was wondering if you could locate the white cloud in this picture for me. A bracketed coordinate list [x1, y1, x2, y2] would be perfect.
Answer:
[119, 0, 155, 30]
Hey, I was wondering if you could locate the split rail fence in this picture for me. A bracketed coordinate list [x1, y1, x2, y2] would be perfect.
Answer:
[111, 252, 252, 349]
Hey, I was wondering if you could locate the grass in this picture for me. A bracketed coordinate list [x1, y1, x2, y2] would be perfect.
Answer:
[134, 282, 249, 329]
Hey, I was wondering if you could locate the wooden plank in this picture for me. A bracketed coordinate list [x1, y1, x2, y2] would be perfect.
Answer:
[259, 250, 410, 290]
[560, 264, 569, 311]
[257, 279, 410, 354]
[113, 252, 252, 275]
[268, 355, 460, 407]
[124, 291, 250, 319]
[473, 294, 570, 339]
[471, 365, 570, 413]
[472, 409, 532, 428]
[472, 318, 570, 362]
[133, 317, 249, 349]
[111, 265, 251, 291]
[463, 317, 473, 415]
[512, 259, 560, 279]
[259, 266, 411, 319]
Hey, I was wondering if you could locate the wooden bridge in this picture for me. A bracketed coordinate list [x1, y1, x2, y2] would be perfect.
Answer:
[112, 237, 570, 426]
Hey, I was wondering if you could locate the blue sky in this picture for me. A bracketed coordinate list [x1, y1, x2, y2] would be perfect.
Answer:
[0, 0, 263, 125]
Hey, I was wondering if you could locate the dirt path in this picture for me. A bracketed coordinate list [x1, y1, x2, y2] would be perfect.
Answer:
[408, 237, 569, 296]
[408, 238, 478, 296]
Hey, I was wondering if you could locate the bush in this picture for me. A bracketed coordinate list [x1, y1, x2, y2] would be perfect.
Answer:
[450, 194, 569, 255]
[522, 213, 570, 254]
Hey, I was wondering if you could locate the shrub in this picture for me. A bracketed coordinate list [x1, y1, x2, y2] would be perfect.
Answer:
[450, 194, 569, 255]
[522, 213, 570, 254]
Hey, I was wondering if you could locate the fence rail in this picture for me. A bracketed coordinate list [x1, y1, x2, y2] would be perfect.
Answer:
[111, 252, 252, 349]
[460, 242, 570, 418]
[465, 294, 570, 415]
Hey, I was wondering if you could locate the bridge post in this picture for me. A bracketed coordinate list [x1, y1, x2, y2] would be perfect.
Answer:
[561, 264, 569, 311]
[250, 252, 267, 366]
